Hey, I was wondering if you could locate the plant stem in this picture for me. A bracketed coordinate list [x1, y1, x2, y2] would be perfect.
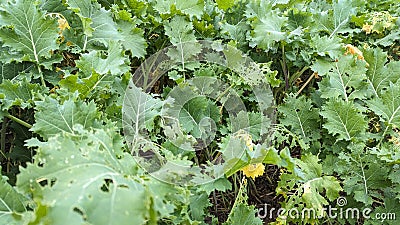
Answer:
[5, 114, 32, 129]
[280, 42, 289, 91]
[226, 177, 247, 222]
[296, 72, 316, 96]
[38, 66, 46, 87]
[0, 117, 7, 161]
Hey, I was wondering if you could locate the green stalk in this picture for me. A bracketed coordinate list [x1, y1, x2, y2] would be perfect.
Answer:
[0, 117, 7, 161]
[5, 114, 32, 129]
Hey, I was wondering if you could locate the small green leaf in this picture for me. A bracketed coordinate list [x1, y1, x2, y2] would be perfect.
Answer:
[122, 83, 164, 147]
[224, 203, 262, 225]
[66, 0, 122, 48]
[216, 0, 236, 10]
[311, 35, 342, 59]
[164, 16, 197, 45]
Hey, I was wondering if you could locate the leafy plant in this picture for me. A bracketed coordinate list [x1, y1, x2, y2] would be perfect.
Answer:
[0, 0, 399, 224]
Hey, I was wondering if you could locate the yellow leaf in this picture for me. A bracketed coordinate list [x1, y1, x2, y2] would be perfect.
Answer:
[344, 44, 369, 67]
[58, 18, 70, 32]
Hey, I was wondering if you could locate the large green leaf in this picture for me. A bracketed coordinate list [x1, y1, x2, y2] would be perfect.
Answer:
[122, 83, 164, 147]
[66, 0, 122, 48]
[318, 55, 368, 101]
[18, 127, 151, 225]
[0, 173, 28, 225]
[363, 47, 400, 97]
[320, 99, 368, 141]
[164, 16, 197, 45]
[0, 79, 47, 110]
[116, 21, 147, 58]
[278, 94, 321, 144]
[0, 61, 34, 82]
[153, 0, 204, 19]
[31, 96, 98, 139]
[0, 0, 59, 67]
[76, 41, 130, 76]
[311, 0, 359, 36]
[367, 81, 400, 132]
[245, 0, 287, 51]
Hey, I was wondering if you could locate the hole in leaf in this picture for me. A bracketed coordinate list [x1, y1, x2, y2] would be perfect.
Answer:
[100, 179, 113, 192]
[38, 179, 47, 187]
[118, 184, 129, 189]
[73, 207, 87, 220]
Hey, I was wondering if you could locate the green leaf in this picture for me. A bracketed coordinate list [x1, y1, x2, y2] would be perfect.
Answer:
[0, 79, 47, 110]
[189, 191, 210, 221]
[76, 41, 129, 76]
[311, 0, 358, 36]
[299, 154, 342, 206]
[164, 16, 197, 45]
[0, 0, 59, 66]
[336, 143, 391, 206]
[310, 58, 334, 76]
[179, 96, 219, 139]
[0, 173, 28, 225]
[154, 0, 204, 19]
[216, 0, 236, 10]
[18, 127, 151, 225]
[278, 94, 321, 144]
[318, 55, 368, 101]
[122, 83, 164, 147]
[221, 136, 249, 177]
[116, 21, 147, 58]
[175, 0, 204, 19]
[367, 81, 400, 131]
[363, 47, 400, 97]
[224, 203, 262, 225]
[245, 0, 287, 51]
[320, 99, 368, 141]
[0, 61, 34, 82]
[31, 96, 98, 139]
[66, 0, 122, 48]
[311, 35, 342, 59]
[373, 30, 400, 47]
[277, 154, 342, 222]
[232, 111, 271, 142]
[370, 143, 400, 164]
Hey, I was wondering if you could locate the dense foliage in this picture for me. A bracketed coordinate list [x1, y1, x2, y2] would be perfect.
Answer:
[0, 0, 399, 224]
